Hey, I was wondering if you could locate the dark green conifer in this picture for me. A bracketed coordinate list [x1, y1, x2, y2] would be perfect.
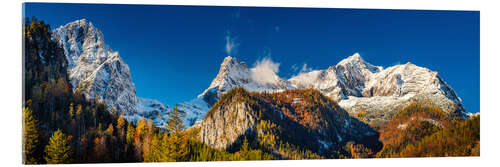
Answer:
[44, 129, 73, 164]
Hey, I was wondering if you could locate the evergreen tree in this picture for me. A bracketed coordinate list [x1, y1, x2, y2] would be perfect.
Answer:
[117, 114, 126, 136]
[141, 118, 154, 162]
[162, 107, 188, 161]
[126, 122, 134, 146]
[125, 122, 136, 161]
[166, 107, 184, 134]
[144, 134, 163, 162]
[239, 137, 250, 160]
[44, 129, 73, 164]
[23, 106, 40, 164]
[133, 117, 146, 161]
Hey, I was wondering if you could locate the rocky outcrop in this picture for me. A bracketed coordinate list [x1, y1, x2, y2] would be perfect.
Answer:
[199, 88, 379, 154]
[290, 54, 467, 122]
[52, 19, 139, 115]
[52, 19, 172, 124]
[199, 101, 257, 150]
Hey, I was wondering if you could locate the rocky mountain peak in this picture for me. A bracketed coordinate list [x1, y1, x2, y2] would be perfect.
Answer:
[51, 19, 175, 124]
[197, 56, 291, 106]
[52, 19, 139, 115]
[335, 53, 382, 74]
[221, 56, 248, 69]
[182, 53, 468, 128]
[52, 19, 106, 69]
[337, 53, 363, 64]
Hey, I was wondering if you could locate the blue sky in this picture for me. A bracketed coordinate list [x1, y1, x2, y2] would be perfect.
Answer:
[24, 3, 479, 113]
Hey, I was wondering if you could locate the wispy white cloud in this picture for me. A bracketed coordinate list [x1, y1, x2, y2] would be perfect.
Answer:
[299, 63, 312, 74]
[251, 57, 281, 85]
[291, 63, 314, 77]
[392, 61, 401, 66]
[224, 31, 239, 56]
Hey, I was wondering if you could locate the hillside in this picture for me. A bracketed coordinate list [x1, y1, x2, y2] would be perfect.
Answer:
[22, 18, 479, 164]
[199, 88, 382, 159]
[376, 101, 479, 158]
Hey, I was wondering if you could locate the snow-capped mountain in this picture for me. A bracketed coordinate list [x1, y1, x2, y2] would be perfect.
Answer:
[176, 98, 210, 127]
[291, 53, 466, 119]
[178, 56, 293, 126]
[52, 19, 169, 124]
[198, 56, 293, 105]
[52, 19, 139, 115]
[51, 19, 467, 128]
[181, 53, 467, 127]
[289, 53, 382, 101]
[336, 61, 466, 122]
[124, 97, 172, 127]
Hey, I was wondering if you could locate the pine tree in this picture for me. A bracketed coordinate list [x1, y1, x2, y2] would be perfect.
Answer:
[23, 106, 40, 164]
[162, 107, 188, 162]
[44, 129, 73, 164]
[133, 117, 146, 161]
[116, 114, 126, 144]
[136, 117, 146, 138]
[126, 122, 134, 146]
[117, 114, 126, 132]
[141, 119, 154, 162]
[166, 107, 184, 134]
[144, 134, 163, 162]
[125, 122, 135, 161]
[239, 137, 250, 160]
[160, 133, 170, 161]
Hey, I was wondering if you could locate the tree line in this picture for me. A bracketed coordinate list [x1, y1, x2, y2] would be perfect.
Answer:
[22, 17, 480, 164]
[22, 17, 275, 164]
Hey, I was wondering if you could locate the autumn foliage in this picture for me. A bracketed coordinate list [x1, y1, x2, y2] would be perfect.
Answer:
[22, 17, 480, 163]
[376, 101, 479, 158]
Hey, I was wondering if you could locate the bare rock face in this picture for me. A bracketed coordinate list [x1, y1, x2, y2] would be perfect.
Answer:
[198, 88, 379, 154]
[199, 102, 257, 150]
[51, 19, 173, 124]
[52, 19, 139, 115]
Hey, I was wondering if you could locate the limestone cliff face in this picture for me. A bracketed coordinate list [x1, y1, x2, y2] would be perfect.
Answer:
[198, 88, 379, 155]
[52, 19, 139, 115]
[199, 102, 257, 150]
[52, 19, 170, 126]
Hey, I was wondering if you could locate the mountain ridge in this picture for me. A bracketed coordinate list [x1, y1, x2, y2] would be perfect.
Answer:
[51, 19, 468, 128]
[52, 19, 170, 125]
[186, 53, 467, 126]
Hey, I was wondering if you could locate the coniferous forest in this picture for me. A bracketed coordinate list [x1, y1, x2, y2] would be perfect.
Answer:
[22, 17, 480, 164]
